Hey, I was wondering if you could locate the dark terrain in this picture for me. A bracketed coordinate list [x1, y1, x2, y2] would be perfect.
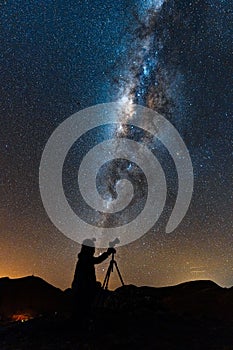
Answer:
[1, 276, 233, 349]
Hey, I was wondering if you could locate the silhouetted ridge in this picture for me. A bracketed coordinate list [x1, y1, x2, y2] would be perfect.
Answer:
[173, 279, 220, 290]
[1, 277, 233, 323]
[106, 280, 232, 321]
[0, 276, 70, 320]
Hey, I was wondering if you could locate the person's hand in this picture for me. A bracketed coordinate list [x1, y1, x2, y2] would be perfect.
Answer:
[107, 247, 116, 255]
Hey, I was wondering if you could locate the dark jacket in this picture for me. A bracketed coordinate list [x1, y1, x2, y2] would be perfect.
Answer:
[72, 251, 109, 294]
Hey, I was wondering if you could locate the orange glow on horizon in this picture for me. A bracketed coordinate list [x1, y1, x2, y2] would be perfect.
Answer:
[11, 314, 33, 322]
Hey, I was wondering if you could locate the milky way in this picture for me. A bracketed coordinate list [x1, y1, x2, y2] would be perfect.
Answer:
[97, 2, 164, 173]
[95, 0, 175, 231]
[116, 0, 168, 114]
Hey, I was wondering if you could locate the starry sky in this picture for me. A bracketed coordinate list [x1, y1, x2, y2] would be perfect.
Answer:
[0, 0, 232, 290]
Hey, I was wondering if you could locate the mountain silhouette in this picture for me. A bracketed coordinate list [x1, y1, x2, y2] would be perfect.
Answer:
[1, 277, 233, 349]
[106, 280, 233, 321]
[0, 276, 70, 321]
[1, 277, 233, 321]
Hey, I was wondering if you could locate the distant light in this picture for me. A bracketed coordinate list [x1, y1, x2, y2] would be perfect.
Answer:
[11, 314, 33, 323]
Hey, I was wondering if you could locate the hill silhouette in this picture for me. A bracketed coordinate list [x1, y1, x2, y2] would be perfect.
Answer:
[107, 280, 233, 320]
[0, 276, 70, 321]
[1, 277, 233, 349]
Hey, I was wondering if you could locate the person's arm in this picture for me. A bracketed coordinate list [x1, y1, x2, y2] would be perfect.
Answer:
[93, 248, 116, 264]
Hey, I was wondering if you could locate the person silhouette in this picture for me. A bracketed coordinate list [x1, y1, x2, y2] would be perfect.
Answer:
[71, 238, 115, 321]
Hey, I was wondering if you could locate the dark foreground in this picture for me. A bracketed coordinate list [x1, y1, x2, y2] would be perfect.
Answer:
[1, 279, 233, 349]
[1, 306, 233, 350]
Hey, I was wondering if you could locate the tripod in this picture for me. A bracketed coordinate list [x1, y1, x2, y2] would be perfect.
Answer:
[102, 253, 124, 290]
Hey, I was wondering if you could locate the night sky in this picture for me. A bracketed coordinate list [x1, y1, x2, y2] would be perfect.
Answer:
[1, 0, 232, 290]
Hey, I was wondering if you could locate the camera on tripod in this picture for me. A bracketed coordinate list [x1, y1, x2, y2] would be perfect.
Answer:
[109, 238, 120, 249]
[102, 237, 124, 290]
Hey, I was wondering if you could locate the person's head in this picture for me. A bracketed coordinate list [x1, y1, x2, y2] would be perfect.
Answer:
[80, 238, 96, 256]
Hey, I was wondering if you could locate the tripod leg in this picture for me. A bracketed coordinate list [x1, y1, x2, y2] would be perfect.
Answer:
[103, 263, 112, 290]
[102, 270, 109, 290]
[113, 261, 124, 286]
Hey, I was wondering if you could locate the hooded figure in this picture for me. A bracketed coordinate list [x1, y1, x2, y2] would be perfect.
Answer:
[71, 238, 115, 317]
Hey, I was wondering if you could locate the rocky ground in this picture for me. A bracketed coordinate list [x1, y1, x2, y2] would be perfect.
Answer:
[0, 306, 233, 349]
